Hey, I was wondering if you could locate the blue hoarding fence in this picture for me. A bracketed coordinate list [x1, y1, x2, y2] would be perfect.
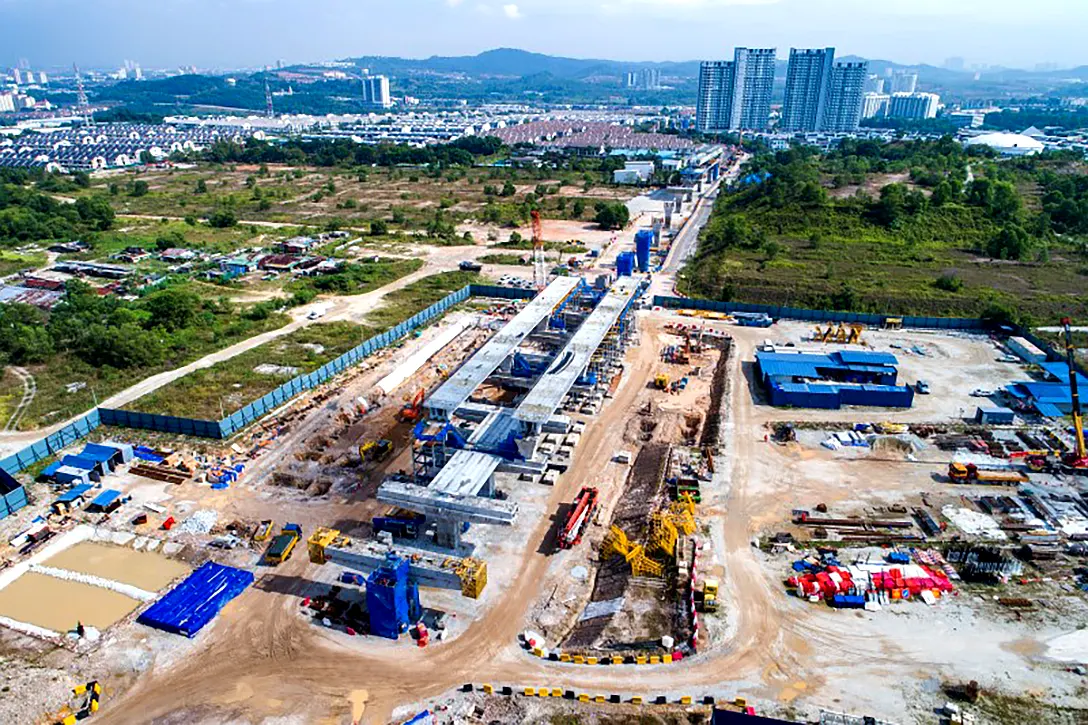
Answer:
[652, 295, 985, 331]
[0, 283, 545, 476]
[0, 410, 102, 476]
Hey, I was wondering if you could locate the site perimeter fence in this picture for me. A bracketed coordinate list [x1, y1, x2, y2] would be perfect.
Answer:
[0, 284, 535, 475]
[651, 295, 985, 330]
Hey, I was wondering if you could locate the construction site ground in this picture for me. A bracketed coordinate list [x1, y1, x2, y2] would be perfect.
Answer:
[2, 306, 1087, 725]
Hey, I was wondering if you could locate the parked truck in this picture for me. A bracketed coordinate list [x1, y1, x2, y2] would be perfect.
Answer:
[948, 462, 1028, 485]
[265, 523, 302, 564]
[698, 578, 719, 612]
[557, 487, 599, 550]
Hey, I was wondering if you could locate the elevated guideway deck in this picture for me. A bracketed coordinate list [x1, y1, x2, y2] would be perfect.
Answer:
[514, 276, 642, 427]
[426, 276, 581, 418]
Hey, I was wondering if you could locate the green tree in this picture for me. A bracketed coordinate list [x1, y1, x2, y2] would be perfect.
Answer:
[155, 229, 186, 251]
[501, 181, 516, 197]
[130, 180, 150, 197]
[208, 209, 238, 228]
[195, 179, 208, 194]
[572, 199, 586, 218]
[74, 196, 115, 231]
[593, 201, 629, 230]
[985, 224, 1031, 260]
[370, 219, 388, 236]
[143, 287, 200, 331]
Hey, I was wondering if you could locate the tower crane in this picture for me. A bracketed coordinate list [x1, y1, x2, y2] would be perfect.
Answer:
[264, 68, 275, 119]
[73, 64, 92, 126]
[1060, 317, 1087, 470]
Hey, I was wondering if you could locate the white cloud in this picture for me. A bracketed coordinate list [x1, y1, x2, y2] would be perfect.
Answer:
[503, 3, 522, 18]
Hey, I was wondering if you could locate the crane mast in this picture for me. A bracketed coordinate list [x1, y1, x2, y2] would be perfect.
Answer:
[1061, 317, 1087, 466]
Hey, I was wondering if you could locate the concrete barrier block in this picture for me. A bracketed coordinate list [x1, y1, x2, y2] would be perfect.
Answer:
[662, 653, 673, 664]
[482, 684, 494, 694]
[594, 695, 605, 703]
[611, 655, 624, 665]
[631, 696, 644, 705]
[680, 695, 693, 705]
[573, 655, 586, 665]
[578, 694, 590, 703]
[586, 657, 598, 665]
[551, 688, 563, 698]
[636, 655, 648, 665]
[649, 655, 661, 665]
[560, 653, 572, 663]
[523, 687, 534, 696]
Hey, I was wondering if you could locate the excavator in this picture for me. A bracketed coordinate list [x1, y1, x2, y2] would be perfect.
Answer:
[1060, 317, 1087, 472]
[399, 388, 425, 424]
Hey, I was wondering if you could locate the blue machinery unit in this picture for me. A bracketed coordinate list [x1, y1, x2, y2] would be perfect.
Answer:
[635, 229, 653, 273]
[366, 553, 422, 640]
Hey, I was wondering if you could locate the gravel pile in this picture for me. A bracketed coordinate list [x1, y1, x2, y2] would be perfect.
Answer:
[178, 510, 218, 535]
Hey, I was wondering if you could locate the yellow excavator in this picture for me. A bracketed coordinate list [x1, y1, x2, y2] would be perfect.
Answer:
[359, 439, 393, 462]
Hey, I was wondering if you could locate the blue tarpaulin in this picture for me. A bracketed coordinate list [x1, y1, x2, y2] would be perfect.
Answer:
[54, 483, 93, 505]
[87, 489, 123, 511]
[61, 454, 100, 472]
[78, 443, 116, 463]
[138, 561, 254, 638]
[133, 446, 164, 463]
[41, 461, 62, 477]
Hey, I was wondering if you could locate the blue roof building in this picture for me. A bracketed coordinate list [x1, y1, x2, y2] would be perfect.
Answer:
[756, 349, 913, 409]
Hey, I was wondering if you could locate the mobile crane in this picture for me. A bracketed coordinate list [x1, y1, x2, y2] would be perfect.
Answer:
[1060, 317, 1087, 471]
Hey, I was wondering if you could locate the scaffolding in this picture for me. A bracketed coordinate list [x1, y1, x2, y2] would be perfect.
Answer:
[601, 525, 665, 578]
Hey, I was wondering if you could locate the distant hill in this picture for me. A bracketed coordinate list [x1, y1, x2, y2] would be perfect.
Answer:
[341, 48, 703, 80]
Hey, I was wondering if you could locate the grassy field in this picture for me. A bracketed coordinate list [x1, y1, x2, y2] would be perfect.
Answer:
[73, 164, 631, 235]
[479, 253, 529, 266]
[286, 257, 424, 297]
[0, 307, 290, 429]
[122, 270, 480, 420]
[0, 251, 48, 277]
[124, 321, 367, 418]
[70, 219, 285, 260]
[681, 146, 1088, 324]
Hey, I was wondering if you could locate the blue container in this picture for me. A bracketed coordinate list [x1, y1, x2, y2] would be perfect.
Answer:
[635, 230, 653, 273]
[616, 251, 635, 277]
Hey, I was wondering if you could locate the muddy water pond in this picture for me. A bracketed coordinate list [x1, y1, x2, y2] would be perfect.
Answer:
[0, 573, 141, 632]
[44, 541, 190, 591]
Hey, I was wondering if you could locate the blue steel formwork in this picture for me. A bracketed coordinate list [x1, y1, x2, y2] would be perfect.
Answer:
[652, 295, 985, 331]
[138, 561, 255, 638]
[0, 410, 101, 476]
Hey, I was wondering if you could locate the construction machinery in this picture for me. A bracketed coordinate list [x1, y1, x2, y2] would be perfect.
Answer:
[947, 462, 1029, 485]
[265, 523, 302, 564]
[253, 519, 275, 542]
[601, 526, 664, 578]
[697, 578, 720, 612]
[360, 438, 393, 462]
[813, 323, 863, 344]
[557, 487, 599, 550]
[1060, 317, 1088, 471]
[307, 527, 489, 598]
[52, 680, 102, 724]
[400, 389, 425, 424]
[654, 373, 670, 390]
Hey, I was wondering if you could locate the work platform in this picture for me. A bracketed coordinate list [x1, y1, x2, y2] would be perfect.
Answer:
[377, 478, 517, 525]
[515, 276, 642, 427]
[427, 276, 581, 418]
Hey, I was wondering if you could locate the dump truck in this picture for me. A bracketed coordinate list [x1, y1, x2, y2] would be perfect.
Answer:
[265, 523, 302, 564]
[948, 462, 1028, 485]
[653, 373, 670, 390]
[699, 578, 720, 612]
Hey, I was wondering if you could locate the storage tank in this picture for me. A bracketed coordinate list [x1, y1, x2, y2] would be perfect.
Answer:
[615, 251, 635, 277]
[635, 230, 653, 272]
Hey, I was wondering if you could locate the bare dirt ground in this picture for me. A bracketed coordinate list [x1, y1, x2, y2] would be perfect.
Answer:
[5, 309, 1086, 725]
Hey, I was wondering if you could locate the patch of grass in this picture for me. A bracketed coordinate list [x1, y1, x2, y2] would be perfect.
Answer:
[125, 322, 366, 419]
[479, 253, 529, 266]
[122, 271, 480, 420]
[0, 251, 47, 276]
[973, 690, 1088, 725]
[286, 257, 423, 296]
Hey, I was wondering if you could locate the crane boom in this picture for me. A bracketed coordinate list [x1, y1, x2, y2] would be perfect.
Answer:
[1061, 318, 1087, 463]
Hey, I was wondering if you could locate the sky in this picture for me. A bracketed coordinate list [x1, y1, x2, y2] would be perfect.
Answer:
[2, 0, 1084, 72]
